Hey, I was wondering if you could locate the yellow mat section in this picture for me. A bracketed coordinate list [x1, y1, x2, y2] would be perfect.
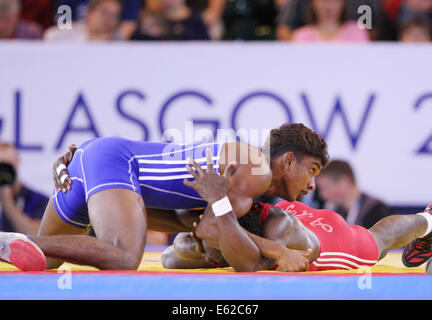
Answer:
[0, 250, 426, 274]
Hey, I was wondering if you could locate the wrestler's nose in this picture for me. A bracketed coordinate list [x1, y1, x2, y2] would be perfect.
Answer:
[308, 176, 316, 191]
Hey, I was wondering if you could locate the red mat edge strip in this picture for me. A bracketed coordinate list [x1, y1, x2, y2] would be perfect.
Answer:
[0, 270, 427, 276]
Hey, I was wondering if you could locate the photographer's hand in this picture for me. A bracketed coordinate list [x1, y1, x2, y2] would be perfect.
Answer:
[0, 185, 15, 208]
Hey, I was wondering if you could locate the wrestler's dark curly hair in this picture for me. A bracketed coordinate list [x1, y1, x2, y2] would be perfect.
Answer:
[238, 208, 262, 236]
[262, 123, 329, 167]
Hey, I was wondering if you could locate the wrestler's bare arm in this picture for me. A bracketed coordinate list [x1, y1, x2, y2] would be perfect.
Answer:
[185, 152, 311, 272]
[218, 142, 272, 219]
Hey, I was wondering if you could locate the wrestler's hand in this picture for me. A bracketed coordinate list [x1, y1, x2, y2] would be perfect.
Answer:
[183, 148, 238, 205]
[190, 231, 205, 255]
[193, 212, 220, 251]
[52, 144, 77, 193]
[274, 247, 312, 272]
[189, 229, 220, 265]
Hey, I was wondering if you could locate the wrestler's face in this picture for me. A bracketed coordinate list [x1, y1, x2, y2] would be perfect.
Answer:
[280, 153, 322, 202]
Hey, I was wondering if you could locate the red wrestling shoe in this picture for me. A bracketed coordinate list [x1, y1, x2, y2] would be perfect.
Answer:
[402, 204, 432, 268]
[0, 232, 46, 271]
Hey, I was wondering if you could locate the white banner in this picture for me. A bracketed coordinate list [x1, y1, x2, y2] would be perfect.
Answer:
[0, 41, 431, 206]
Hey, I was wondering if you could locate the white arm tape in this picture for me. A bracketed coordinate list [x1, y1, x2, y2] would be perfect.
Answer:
[211, 196, 233, 217]
[60, 174, 69, 185]
[56, 164, 67, 176]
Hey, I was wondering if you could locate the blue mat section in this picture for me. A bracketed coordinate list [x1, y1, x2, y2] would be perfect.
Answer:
[1, 273, 431, 300]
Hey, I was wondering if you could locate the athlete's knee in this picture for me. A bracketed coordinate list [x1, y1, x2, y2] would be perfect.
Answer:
[173, 232, 189, 249]
[368, 230, 389, 260]
[110, 250, 142, 270]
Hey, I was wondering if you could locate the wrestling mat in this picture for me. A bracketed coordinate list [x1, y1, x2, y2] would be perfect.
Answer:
[0, 246, 430, 300]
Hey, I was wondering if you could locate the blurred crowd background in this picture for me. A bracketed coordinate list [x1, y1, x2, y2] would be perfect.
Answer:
[1, 0, 432, 42]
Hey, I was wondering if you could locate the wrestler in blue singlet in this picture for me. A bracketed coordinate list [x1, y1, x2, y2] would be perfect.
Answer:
[53, 137, 223, 228]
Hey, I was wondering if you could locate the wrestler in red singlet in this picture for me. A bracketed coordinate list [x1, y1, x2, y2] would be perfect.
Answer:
[260, 201, 380, 271]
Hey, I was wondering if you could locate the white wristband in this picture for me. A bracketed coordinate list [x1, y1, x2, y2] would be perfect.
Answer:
[56, 164, 67, 176]
[211, 196, 233, 217]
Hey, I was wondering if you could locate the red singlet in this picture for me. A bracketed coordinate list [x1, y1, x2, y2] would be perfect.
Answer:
[274, 201, 379, 271]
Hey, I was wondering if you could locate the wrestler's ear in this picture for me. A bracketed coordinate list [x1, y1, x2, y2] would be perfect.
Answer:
[282, 152, 295, 171]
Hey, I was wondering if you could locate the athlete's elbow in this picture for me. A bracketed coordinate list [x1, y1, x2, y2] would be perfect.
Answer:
[172, 234, 189, 259]
[232, 258, 273, 272]
[161, 246, 177, 269]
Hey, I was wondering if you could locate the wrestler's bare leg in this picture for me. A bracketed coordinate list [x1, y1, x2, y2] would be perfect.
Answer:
[36, 189, 147, 270]
[368, 214, 428, 260]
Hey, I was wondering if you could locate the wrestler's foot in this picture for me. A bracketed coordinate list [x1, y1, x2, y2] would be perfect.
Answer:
[0, 232, 46, 271]
[402, 204, 432, 267]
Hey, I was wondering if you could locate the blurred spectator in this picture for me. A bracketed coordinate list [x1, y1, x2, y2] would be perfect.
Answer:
[55, 0, 139, 39]
[45, 0, 123, 41]
[142, 0, 161, 12]
[20, 0, 55, 30]
[131, 9, 169, 40]
[0, 143, 48, 236]
[399, 16, 431, 41]
[316, 160, 392, 229]
[145, 0, 288, 40]
[379, 0, 432, 40]
[135, 0, 209, 40]
[142, 0, 226, 39]
[277, 0, 380, 41]
[0, 0, 43, 39]
[186, 0, 227, 40]
[222, 0, 278, 40]
[290, 0, 370, 42]
[161, 0, 209, 40]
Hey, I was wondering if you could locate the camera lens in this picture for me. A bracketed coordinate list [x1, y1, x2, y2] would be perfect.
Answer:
[0, 162, 16, 186]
